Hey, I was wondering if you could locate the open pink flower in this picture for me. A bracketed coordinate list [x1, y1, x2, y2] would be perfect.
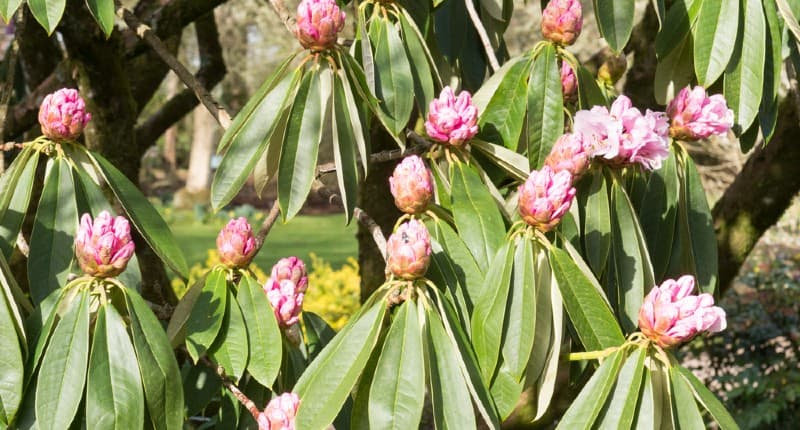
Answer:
[387, 219, 431, 280]
[518, 166, 576, 232]
[667, 86, 734, 141]
[294, 0, 345, 51]
[541, 0, 582, 46]
[216, 217, 257, 268]
[38, 88, 91, 141]
[390, 155, 434, 214]
[425, 86, 479, 145]
[257, 392, 299, 430]
[574, 95, 670, 170]
[74, 211, 135, 278]
[264, 278, 304, 327]
[544, 133, 590, 178]
[638, 275, 727, 349]
[269, 256, 308, 294]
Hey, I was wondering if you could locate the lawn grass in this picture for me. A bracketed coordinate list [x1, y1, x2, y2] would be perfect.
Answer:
[170, 214, 358, 270]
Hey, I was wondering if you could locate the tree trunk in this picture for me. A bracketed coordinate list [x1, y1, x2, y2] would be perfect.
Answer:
[185, 106, 218, 193]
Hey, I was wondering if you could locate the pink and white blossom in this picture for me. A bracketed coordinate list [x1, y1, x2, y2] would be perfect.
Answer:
[544, 133, 590, 178]
[257, 392, 299, 430]
[667, 86, 734, 141]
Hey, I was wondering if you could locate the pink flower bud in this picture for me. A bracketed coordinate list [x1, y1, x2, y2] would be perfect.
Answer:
[387, 219, 431, 280]
[389, 156, 434, 214]
[294, 0, 345, 51]
[667, 86, 734, 141]
[560, 62, 577, 103]
[574, 95, 670, 171]
[518, 166, 576, 232]
[270, 256, 308, 294]
[544, 133, 590, 178]
[216, 217, 257, 268]
[638, 275, 727, 349]
[541, 0, 582, 46]
[38, 88, 92, 141]
[258, 392, 300, 430]
[264, 278, 304, 327]
[74, 211, 135, 278]
[425, 86, 479, 145]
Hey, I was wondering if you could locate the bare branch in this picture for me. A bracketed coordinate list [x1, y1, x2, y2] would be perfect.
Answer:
[255, 200, 283, 250]
[264, 0, 297, 35]
[463, 0, 500, 72]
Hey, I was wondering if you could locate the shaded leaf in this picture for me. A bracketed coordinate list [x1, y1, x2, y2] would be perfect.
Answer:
[527, 44, 564, 168]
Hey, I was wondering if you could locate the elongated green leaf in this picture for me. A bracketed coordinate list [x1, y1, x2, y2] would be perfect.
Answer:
[303, 311, 335, 361]
[209, 291, 249, 381]
[527, 44, 564, 168]
[597, 348, 646, 429]
[450, 162, 505, 272]
[549, 246, 625, 351]
[576, 64, 607, 109]
[633, 370, 656, 430]
[87, 304, 145, 430]
[23, 289, 65, 390]
[0, 258, 24, 423]
[36, 291, 90, 430]
[28, 159, 77, 305]
[165, 273, 208, 348]
[432, 219, 485, 309]
[470, 139, 529, 181]
[398, 10, 438, 116]
[27, 0, 65, 34]
[478, 54, 533, 150]
[638, 150, 679, 281]
[675, 366, 739, 430]
[684, 155, 718, 293]
[595, 0, 635, 52]
[237, 275, 281, 388]
[0, 149, 38, 259]
[473, 55, 526, 112]
[186, 269, 228, 361]
[86, 0, 115, 37]
[693, 0, 739, 85]
[125, 289, 184, 430]
[295, 302, 386, 430]
[655, 0, 700, 58]
[654, 31, 694, 105]
[372, 18, 414, 134]
[502, 238, 536, 380]
[368, 301, 425, 430]
[212, 66, 299, 209]
[724, 0, 765, 134]
[471, 241, 514, 383]
[427, 306, 476, 430]
[336, 59, 369, 178]
[759, 0, 781, 144]
[278, 66, 326, 221]
[91, 152, 188, 278]
[669, 366, 705, 429]
[0, 0, 23, 22]
[0, 146, 33, 224]
[332, 69, 359, 223]
[490, 364, 524, 420]
[579, 168, 611, 277]
[556, 350, 625, 429]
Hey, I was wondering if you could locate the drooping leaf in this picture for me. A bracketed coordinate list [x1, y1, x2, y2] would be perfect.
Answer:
[0, 0, 23, 22]
[675, 365, 739, 430]
[638, 150, 679, 282]
[186, 268, 228, 361]
[502, 238, 536, 380]
[0, 149, 39, 259]
[303, 311, 336, 361]
[527, 43, 564, 168]
[165, 273, 208, 348]
[556, 349, 625, 429]
[654, 30, 694, 105]
[578, 168, 611, 277]
[758, 0, 781, 144]
[332, 68, 360, 223]
[470, 139, 529, 181]
[683, 155, 718, 293]
[27, 0, 66, 34]
[595, 0, 636, 52]
[86, 0, 116, 37]
[724, 0, 765, 134]
[655, 0, 701, 58]
[237, 274, 282, 388]
[477, 53, 533, 150]
[0, 256, 24, 423]
[669, 365, 706, 429]
[576, 64, 607, 109]
[398, 9, 439, 116]
[596, 348, 646, 429]
[693, 0, 739, 85]
[371, 17, 414, 135]
[208, 291, 250, 382]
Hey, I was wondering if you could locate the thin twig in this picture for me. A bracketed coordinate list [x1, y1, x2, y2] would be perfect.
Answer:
[198, 356, 261, 420]
[115, 3, 233, 129]
[255, 200, 282, 250]
[463, 0, 500, 72]
[266, 0, 296, 35]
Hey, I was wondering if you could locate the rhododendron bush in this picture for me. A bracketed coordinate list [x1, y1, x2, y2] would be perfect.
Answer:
[4, 0, 799, 428]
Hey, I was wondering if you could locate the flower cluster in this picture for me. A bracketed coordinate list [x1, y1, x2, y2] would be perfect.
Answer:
[638, 275, 727, 349]
[387, 220, 431, 280]
[544, 132, 590, 178]
[38, 88, 91, 141]
[216, 218, 257, 268]
[667, 85, 734, 141]
[518, 166, 577, 232]
[541, 0, 582, 46]
[390, 156, 434, 214]
[257, 392, 300, 430]
[264, 257, 308, 327]
[74, 211, 135, 278]
[425, 86, 479, 145]
[294, 0, 345, 51]
[573, 95, 670, 170]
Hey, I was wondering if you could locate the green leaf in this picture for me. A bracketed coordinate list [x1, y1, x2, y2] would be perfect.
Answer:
[683, 155, 718, 293]
[675, 366, 739, 430]
[371, 18, 414, 135]
[186, 268, 228, 361]
[527, 44, 564, 168]
[638, 150, 679, 281]
[655, 0, 701, 58]
[27, 0, 65, 34]
[576, 64, 607, 109]
[470, 139, 529, 181]
[86, 0, 115, 37]
[471, 241, 514, 383]
[632, 370, 656, 430]
[426, 306, 476, 430]
[501, 238, 536, 380]
[278, 66, 326, 221]
[724, 0, 765, 133]
[212, 65, 299, 209]
[165, 273, 208, 348]
[759, 0, 781, 144]
[295, 301, 386, 430]
[35, 290, 90, 430]
[336, 57, 370, 178]
[0, 258, 24, 423]
[595, 0, 635, 52]
[556, 349, 625, 429]
[549, 245, 625, 351]
[90, 152, 188, 278]
[477, 54, 533, 150]
[303, 311, 335, 361]
[489, 365, 524, 420]
[0, 0, 23, 22]
[332, 68, 360, 223]
[693, 0, 740, 85]
[209, 290, 249, 381]
[28, 158, 77, 305]
[578, 168, 611, 277]
[368, 301, 425, 430]
[237, 274, 281, 388]
[654, 30, 694, 105]
[398, 9, 438, 116]
[596, 348, 646, 429]
[87, 304, 145, 430]
[669, 366, 705, 429]
[125, 289, 185, 430]
[0, 149, 39, 259]
[450, 162, 505, 272]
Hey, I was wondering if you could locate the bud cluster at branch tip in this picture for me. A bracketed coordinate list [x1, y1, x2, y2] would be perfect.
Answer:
[390, 155, 434, 214]
[216, 217, 257, 269]
[38, 88, 92, 142]
[425, 86, 479, 146]
[387, 219, 432, 280]
[74, 211, 135, 278]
